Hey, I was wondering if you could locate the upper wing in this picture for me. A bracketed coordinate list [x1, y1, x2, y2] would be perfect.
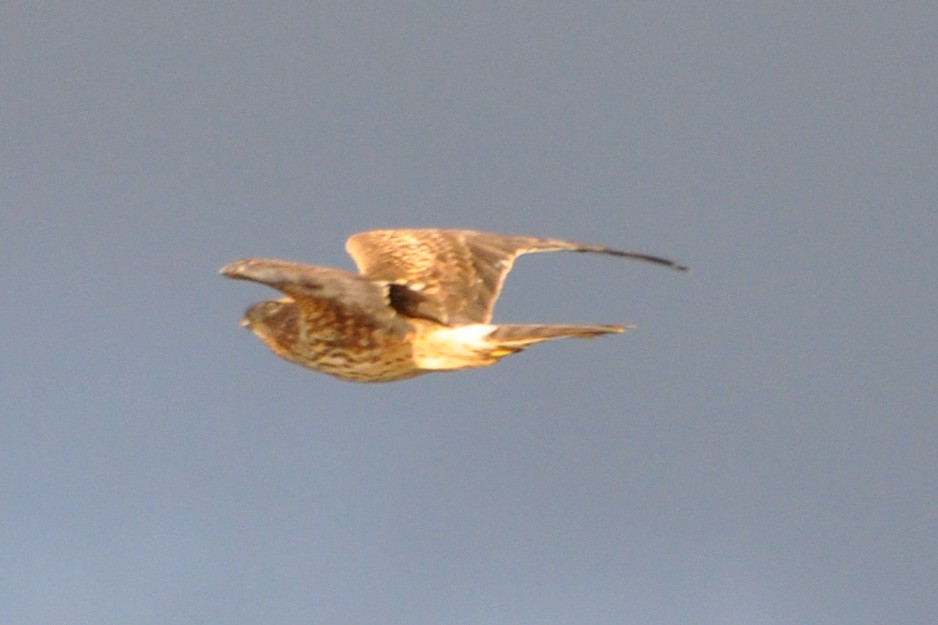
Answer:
[345, 229, 688, 325]
[219, 258, 412, 334]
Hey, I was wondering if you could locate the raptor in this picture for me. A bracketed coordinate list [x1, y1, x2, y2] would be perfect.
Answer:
[220, 228, 687, 382]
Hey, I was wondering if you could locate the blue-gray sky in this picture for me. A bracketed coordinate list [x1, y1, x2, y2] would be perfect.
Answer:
[2, 3, 936, 624]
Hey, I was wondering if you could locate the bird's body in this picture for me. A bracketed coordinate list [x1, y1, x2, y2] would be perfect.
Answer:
[220, 228, 686, 382]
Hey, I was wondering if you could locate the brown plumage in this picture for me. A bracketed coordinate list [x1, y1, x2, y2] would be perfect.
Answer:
[219, 228, 687, 382]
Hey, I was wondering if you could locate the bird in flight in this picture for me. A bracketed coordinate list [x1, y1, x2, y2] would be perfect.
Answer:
[220, 228, 687, 382]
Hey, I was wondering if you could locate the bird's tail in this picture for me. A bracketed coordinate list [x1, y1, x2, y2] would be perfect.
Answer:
[485, 323, 630, 357]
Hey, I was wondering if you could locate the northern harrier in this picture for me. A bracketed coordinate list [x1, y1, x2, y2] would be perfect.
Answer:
[220, 228, 687, 382]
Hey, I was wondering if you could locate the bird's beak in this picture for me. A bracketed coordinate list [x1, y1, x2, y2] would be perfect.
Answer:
[239, 317, 251, 329]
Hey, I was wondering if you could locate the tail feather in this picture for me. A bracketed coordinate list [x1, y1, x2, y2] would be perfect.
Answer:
[487, 323, 630, 349]
[412, 322, 630, 371]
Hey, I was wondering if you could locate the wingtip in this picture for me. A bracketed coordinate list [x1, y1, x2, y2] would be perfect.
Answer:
[219, 259, 254, 279]
[218, 260, 239, 277]
[641, 255, 690, 273]
[647, 257, 690, 272]
[573, 246, 689, 273]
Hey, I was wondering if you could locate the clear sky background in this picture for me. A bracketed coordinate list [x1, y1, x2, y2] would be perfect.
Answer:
[2, 3, 936, 624]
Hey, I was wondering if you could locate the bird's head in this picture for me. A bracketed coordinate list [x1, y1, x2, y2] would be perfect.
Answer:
[240, 298, 298, 342]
